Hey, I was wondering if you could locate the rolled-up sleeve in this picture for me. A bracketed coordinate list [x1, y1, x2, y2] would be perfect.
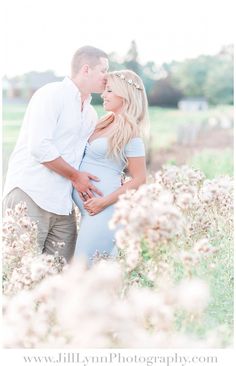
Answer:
[27, 87, 62, 163]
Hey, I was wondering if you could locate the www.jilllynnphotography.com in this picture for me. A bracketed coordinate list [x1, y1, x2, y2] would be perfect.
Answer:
[1, 0, 234, 365]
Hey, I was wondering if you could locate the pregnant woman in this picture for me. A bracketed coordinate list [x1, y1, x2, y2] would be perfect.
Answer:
[72, 70, 149, 265]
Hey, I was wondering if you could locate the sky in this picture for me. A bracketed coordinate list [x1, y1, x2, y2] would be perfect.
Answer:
[2, 0, 234, 77]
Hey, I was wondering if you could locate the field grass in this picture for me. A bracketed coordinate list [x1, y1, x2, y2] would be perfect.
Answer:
[2, 102, 233, 181]
[94, 104, 233, 149]
[189, 149, 234, 178]
[3, 103, 232, 148]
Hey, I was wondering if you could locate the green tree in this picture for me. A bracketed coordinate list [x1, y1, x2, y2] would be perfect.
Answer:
[148, 76, 183, 107]
[124, 40, 141, 75]
[170, 56, 215, 97]
[169, 45, 233, 105]
[141, 61, 157, 96]
[204, 53, 233, 104]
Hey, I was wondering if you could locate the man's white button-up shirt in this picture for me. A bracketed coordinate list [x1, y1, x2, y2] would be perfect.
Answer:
[3, 77, 98, 215]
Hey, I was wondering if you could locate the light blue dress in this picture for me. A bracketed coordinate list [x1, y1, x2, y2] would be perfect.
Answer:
[72, 137, 145, 265]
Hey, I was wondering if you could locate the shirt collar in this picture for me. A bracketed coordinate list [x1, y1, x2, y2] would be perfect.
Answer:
[63, 76, 92, 105]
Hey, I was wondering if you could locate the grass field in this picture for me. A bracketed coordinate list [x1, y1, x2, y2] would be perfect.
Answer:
[189, 149, 234, 179]
[3, 104, 233, 147]
[2, 103, 233, 181]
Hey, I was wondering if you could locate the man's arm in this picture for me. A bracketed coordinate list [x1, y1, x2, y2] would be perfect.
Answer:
[43, 157, 103, 199]
[27, 88, 102, 199]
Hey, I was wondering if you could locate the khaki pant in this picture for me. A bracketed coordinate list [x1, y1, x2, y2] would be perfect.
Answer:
[3, 188, 77, 262]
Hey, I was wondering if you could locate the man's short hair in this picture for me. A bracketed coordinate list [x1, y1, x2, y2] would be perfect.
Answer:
[71, 46, 108, 77]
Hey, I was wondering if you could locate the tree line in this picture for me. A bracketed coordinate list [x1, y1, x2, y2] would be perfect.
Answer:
[92, 41, 233, 107]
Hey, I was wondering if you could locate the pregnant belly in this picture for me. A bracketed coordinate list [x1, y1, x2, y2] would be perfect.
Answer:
[72, 162, 121, 213]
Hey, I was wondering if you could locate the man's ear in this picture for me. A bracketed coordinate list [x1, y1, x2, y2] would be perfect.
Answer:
[81, 64, 90, 75]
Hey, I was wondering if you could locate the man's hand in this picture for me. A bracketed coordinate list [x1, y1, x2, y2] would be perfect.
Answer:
[42, 157, 102, 200]
[72, 171, 103, 200]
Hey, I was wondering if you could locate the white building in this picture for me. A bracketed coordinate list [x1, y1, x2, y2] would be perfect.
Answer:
[178, 97, 208, 111]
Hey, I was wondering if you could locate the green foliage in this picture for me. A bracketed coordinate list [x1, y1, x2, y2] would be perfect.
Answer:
[129, 270, 154, 288]
[204, 60, 234, 105]
[169, 47, 233, 105]
[124, 40, 142, 76]
[189, 149, 234, 179]
[148, 76, 183, 107]
[108, 42, 233, 106]
[91, 93, 103, 105]
[170, 55, 214, 96]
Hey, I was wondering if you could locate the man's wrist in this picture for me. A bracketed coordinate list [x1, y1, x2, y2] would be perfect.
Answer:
[70, 170, 80, 184]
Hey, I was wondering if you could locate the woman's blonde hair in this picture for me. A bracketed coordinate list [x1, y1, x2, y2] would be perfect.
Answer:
[95, 69, 150, 164]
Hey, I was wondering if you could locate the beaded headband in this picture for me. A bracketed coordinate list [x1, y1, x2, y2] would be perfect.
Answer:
[114, 73, 143, 90]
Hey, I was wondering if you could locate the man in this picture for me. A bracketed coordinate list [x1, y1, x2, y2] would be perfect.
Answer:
[3, 46, 109, 261]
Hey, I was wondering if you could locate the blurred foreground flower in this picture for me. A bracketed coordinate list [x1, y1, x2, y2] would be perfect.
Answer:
[3, 259, 221, 349]
[2, 166, 233, 348]
[2, 202, 66, 295]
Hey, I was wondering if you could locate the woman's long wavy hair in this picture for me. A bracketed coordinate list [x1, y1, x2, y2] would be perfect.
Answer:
[94, 70, 150, 164]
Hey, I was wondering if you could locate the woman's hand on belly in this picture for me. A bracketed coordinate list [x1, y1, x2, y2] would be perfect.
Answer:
[83, 197, 108, 216]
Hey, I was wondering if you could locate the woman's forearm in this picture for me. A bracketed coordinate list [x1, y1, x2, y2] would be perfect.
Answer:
[102, 176, 146, 208]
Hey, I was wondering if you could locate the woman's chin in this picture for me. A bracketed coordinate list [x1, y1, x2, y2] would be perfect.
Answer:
[103, 105, 111, 112]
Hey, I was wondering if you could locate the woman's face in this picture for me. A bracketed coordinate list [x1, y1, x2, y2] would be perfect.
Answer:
[101, 83, 123, 113]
